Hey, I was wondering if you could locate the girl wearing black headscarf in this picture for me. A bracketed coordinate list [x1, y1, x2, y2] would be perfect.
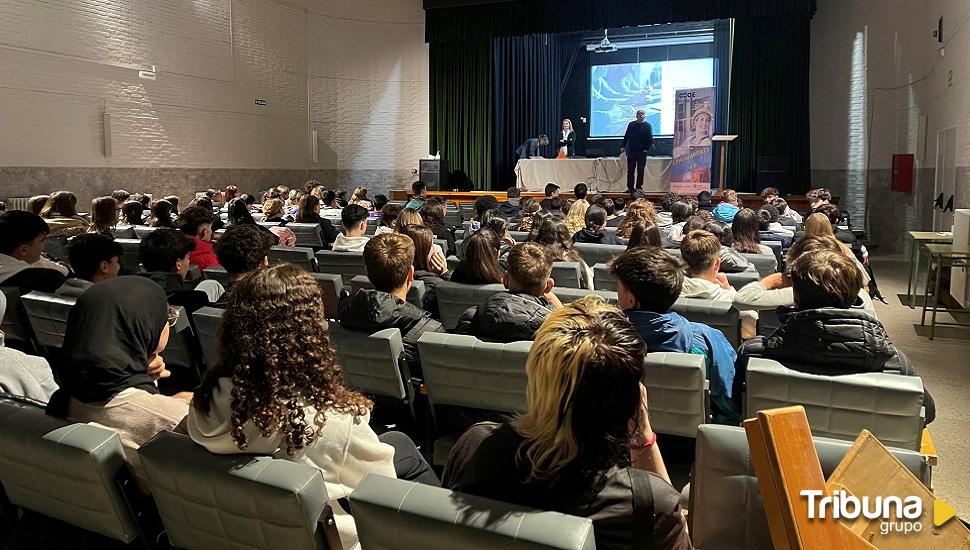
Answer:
[47, 276, 191, 468]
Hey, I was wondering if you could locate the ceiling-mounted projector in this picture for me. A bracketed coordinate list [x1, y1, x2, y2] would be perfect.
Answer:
[593, 30, 616, 53]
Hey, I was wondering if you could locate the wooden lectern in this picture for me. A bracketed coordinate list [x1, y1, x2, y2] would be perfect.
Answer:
[712, 135, 738, 194]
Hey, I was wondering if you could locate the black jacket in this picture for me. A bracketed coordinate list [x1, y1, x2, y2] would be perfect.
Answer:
[338, 289, 444, 375]
[572, 228, 624, 246]
[414, 269, 449, 320]
[498, 200, 521, 222]
[298, 213, 340, 247]
[516, 138, 542, 159]
[556, 130, 575, 157]
[429, 223, 456, 256]
[137, 271, 211, 314]
[739, 307, 935, 423]
[455, 291, 552, 343]
[622, 121, 653, 159]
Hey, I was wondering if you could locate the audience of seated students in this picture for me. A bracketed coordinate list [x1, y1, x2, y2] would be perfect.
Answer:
[419, 198, 456, 256]
[138, 229, 220, 309]
[27, 195, 50, 215]
[262, 197, 288, 223]
[211, 224, 275, 307]
[663, 201, 694, 245]
[375, 203, 403, 235]
[444, 295, 691, 550]
[772, 196, 802, 224]
[134, 192, 152, 211]
[609, 247, 739, 423]
[813, 203, 861, 249]
[701, 220, 754, 273]
[188, 195, 224, 232]
[539, 182, 561, 213]
[680, 230, 758, 339]
[189, 264, 437, 550]
[284, 189, 303, 218]
[294, 193, 339, 246]
[712, 189, 741, 223]
[731, 208, 773, 256]
[737, 249, 935, 423]
[111, 189, 131, 204]
[225, 197, 281, 244]
[563, 198, 589, 235]
[84, 196, 118, 238]
[806, 186, 832, 212]
[626, 220, 663, 249]
[802, 212, 870, 286]
[760, 186, 780, 203]
[516, 197, 542, 232]
[697, 189, 714, 212]
[46, 276, 192, 487]
[480, 209, 516, 254]
[349, 186, 372, 210]
[0, 293, 58, 403]
[339, 233, 445, 374]
[397, 207, 423, 229]
[456, 242, 563, 342]
[468, 195, 500, 233]
[121, 200, 146, 226]
[573, 205, 623, 245]
[332, 205, 370, 252]
[529, 216, 593, 289]
[176, 206, 220, 270]
[163, 195, 180, 216]
[398, 224, 449, 318]
[616, 198, 659, 239]
[40, 191, 91, 238]
[55, 234, 122, 297]
[657, 192, 680, 229]
[600, 198, 616, 226]
[405, 181, 428, 210]
[759, 204, 795, 238]
[451, 230, 504, 285]
[148, 199, 176, 228]
[610, 196, 627, 224]
[0, 211, 69, 293]
[372, 193, 388, 213]
[499, 187, 521, 221]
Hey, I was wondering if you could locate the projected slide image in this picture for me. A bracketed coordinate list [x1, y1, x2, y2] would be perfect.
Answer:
[590, 58, 714, 138]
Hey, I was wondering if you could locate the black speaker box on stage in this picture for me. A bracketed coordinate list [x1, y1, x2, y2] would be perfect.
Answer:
[419, 159, 449, 191]
[757, 156, 790, 194]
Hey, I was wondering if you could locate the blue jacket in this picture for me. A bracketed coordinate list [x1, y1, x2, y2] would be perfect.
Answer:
[626, 310, 739, 421]
[712, 202, 740, 223]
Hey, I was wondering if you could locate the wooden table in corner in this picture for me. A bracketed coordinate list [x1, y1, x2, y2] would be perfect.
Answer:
[920, 243, 970, 340]
[906, 231, 953, 308]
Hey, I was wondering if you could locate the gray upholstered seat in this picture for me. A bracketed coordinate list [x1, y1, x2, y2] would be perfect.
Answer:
[744, 358, 925, 450]
[689, 424, 931, 550]
[455, 238, 465, 259]
[0, 397, 142, 543]
[115, 238, 143, 273]
[20, 291, 76, 351]
[315, 250, 367, 284]
[670, 297, 741, 348]
[139, 430, 338, 550]
[110, 225, 137, 239]
[591, 263, 615, 291]
[1, 287, 33, 348]
[509, 230, 529, 242]
[286, 222, 324, 248]
[574, 243, 625, 267]
[434, 282, 505, 330]
[349, 275, 426, 309]
[643, 352, 709, 438]
[444, 209, 462, 228]
[433, 238, 449, 255]
[311, 272, 345, 320]
[351, 474, 596, 550]
[192, 307, 224, 369]
[133, 226, 158, 239]
[724, 269, 759, 288]
[203, 266, 231, 287]
[328, 324, 412, 417]
[551, 261, 582, 288]
[738, 253, 778, 277]
[269, 246, 318, 272]
[454, 229, 465, 241]
[447, 255, 460, 273]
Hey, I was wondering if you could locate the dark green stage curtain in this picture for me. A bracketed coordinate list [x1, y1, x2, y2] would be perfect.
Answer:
[727, 14, 812, 194]
[430, 41, 493, 190]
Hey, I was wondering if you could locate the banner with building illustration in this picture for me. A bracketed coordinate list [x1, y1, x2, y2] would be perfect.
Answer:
[670, 87, 715, 194]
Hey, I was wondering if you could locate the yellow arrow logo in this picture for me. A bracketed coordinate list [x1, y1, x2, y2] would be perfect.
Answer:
[934, 499, 957, 527]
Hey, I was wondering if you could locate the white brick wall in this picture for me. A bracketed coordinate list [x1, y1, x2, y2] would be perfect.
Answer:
[0, 0, 429, 173]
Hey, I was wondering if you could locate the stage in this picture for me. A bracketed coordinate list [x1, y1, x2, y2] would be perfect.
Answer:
[514, 157, 672, 193]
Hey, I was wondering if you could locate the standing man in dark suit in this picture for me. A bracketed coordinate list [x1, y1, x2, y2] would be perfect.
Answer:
[621, 109, 654, 194]
[516, 135, 550, 159]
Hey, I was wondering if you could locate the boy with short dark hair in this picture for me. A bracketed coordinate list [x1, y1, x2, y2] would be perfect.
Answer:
[405, 181, 428, 210]
[609, 246, 739, 422]
[138, 229, 217, 310]
[573, 183, 589, 207]
[0, 211, 69, 293]
[212, 224, 275, 307]
[176, 206, 220, 270]
[499, 187, 521, 220]
[56, 234, 122, 297]
[339, 233, 444, 372]
[332, 204, 370, 252]
[540, 183, 560, 212]
[457, 242, 562, 342]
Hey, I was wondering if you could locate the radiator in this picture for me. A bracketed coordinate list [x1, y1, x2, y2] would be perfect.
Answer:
[5, 197, 30, 211]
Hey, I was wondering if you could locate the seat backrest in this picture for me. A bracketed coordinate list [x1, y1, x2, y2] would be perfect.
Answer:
[1, 287, 32, 345]
[315, 250, 366, 285]
[444, 210, 462, 228]
[739, 253, 778, 277]
[138, 431, 331, 550]
[643, 352, 708, 438]
[554, 288, 617, 304]
[110, 225, 137, 239]
[115, 238, 143, 273]
[509, 231, 529, 242]
[311, 273, 344, 320]
[455, 238, 465, 259]
[134, 226, 158, 239]
[286, 223, 324, 248]
[0, 398, 140, 542]
[670, 297, 741, 348]
[328, 324, 407, 400]
[744, 358, 925, 450]
[446, 255, 460, 273]
[434, 282, 505, 330]
[433, 239, 449, 255]
[690, 424, 931, 550]
[191, 307, 224, 369]
[352, 474, 595, 550]
[20, 291, 76, 350]
[591, 263, 615, 291]
[551, 262, 582, 289]
[417, 332, 530, 413]
[573, 243, 625, 267]
[724, 269, 759, 288]
[269, 246, 317, 272]
[43, 235, 69, 261]
[203, 266, 231, 288]
[349, 275, 426, 309]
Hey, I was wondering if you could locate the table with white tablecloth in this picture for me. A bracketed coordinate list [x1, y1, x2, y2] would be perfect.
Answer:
[514, 157, 672, 193]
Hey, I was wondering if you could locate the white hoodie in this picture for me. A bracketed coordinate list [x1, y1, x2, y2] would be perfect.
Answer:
[188, 378, 395, 549]
[331, 233, 369, 253]
[0, 253, 69, 285]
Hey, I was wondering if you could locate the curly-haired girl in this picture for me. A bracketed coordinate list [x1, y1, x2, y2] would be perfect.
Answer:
[189, 263, 437, 549]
